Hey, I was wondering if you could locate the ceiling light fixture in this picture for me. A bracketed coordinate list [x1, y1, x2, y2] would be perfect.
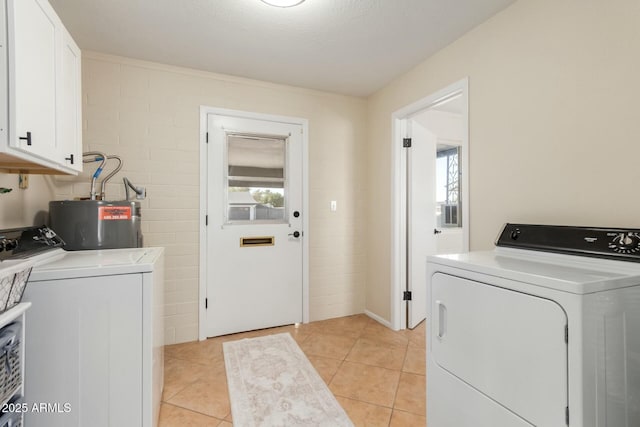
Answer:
[260, 0, 305, 8]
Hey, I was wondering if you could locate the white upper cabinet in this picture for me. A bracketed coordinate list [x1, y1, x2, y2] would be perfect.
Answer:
[10, 0, 58, 160]
[0, 0, 82, 175]
[57, 26, 82, 172]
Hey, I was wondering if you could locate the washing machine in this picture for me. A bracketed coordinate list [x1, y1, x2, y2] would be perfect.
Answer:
[22, 246, 164, 427]
[426, 223, 640, 427]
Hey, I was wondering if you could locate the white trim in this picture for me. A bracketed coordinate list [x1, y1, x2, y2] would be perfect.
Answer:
[390, 78, 470, 331]
[199, 106, 208, 341]
[198, 106, 310, 340]
[364, 309, 394, 330]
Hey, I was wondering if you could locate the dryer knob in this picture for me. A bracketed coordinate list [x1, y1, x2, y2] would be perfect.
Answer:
[611, 232, 640, 253]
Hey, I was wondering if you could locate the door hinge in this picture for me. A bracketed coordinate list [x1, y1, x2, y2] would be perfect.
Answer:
[206, 132, 209, 143]
[205, 215, 208, 226]
[565, 406, 569, 425]
[565, 325, 569, 344]
[403, 291, 412, 301]
[205, 298, 208, 309]
[402, 137, 412, 148]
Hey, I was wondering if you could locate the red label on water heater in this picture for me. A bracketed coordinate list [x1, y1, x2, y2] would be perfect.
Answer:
[98, 206, 132, 220]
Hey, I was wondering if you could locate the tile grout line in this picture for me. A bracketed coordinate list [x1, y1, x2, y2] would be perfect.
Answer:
[387, 340, 410, 425]
[161, 402, 224, 422]
[327, 329, 357, 386]
[326, 326, 364, 400]
[163, 353, 220, 367]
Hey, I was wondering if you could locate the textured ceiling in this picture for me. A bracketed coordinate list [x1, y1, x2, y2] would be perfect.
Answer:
[49, 0, 516, 97]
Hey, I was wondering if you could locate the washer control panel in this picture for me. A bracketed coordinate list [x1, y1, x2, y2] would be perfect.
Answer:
[0, 225, 64, 261]
[496, 223, 640, 262]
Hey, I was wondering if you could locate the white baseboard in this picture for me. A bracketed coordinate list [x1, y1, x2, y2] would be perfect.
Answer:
[364, 310, 395, 330]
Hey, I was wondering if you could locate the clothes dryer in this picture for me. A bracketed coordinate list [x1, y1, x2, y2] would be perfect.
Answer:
[426, 224, 640, 427]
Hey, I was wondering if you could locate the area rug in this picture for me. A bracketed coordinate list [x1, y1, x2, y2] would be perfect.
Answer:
[223, 333, 353, 427]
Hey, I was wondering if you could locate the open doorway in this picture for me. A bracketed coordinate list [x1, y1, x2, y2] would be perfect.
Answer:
[391, 78, 470, 330]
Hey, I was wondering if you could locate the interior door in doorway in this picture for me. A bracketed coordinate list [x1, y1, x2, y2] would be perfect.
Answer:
[407, 101, 466, 329]
[407, 121, 436, 329]
[206, 114, 303, 337]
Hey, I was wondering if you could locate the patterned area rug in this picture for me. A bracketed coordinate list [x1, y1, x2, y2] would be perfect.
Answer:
[223, 333, 353, 427]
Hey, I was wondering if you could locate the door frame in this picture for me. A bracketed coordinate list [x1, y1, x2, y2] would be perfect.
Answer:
[198, 106, 310, 341]
[390, 78, 470, 331]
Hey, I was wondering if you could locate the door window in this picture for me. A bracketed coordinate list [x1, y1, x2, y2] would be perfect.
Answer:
[435, 145, 461, 228]
[226, 134, 287, 223]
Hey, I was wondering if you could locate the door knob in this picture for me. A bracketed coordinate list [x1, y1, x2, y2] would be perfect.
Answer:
[288, 231, 301, 238]
[434, 228, 442, 234]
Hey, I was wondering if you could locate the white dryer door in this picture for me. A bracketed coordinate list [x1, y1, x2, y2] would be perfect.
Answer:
[431, 273, 568, 426]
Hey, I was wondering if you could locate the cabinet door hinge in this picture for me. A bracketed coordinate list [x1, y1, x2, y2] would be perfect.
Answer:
[206, 132, 209, 143]
[565, 325, 569, 344]
[565, 406, 569, 425]
[403, 291, 412, 301]
[205, 298, 208, 309]
[403, 138, 412, 148]
[205, 215, 208, 226]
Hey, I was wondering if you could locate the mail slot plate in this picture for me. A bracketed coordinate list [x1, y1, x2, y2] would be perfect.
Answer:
[240, 236, 275, 247]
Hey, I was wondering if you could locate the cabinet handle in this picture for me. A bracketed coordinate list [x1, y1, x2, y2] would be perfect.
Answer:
[65, 154, 74, 164]
[19, 132, 32, 146]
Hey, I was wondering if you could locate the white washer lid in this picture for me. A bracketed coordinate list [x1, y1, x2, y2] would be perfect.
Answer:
[29, 247, 163, 281]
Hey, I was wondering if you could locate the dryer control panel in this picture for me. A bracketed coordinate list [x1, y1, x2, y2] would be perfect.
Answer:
[496, 223, 640, 262]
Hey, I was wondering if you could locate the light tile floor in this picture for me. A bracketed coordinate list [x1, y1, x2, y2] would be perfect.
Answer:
[160, 314, 426, 426]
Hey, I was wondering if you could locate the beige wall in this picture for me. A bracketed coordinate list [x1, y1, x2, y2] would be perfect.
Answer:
[365, 0, 640, 320]
[0, 174, 53, 228]
[43, 52, 367, 344]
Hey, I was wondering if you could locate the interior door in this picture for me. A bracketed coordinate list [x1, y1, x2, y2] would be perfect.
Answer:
[406, 100, 466, 329]
[206, 114, 303, 337]
[431, 273, 568, 426]
[407, 120, 436, 328]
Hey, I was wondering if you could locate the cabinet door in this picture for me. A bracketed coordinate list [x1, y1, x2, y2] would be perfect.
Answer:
[57, 26, 82, 172]
[8, 0, 59, 159]
[431, 273, 568, 427]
